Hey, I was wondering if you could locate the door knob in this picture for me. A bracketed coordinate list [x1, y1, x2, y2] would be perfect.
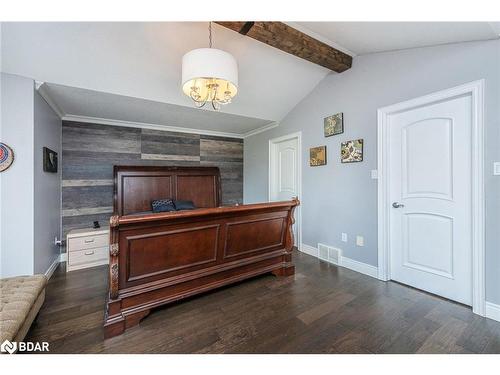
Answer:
[392, 202, 405, 208]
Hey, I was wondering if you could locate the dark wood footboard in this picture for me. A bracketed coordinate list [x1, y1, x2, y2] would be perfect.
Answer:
[104, 199, 299, 338]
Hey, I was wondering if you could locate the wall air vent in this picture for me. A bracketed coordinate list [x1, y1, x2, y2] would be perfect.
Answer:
[317, 243, 340, 265]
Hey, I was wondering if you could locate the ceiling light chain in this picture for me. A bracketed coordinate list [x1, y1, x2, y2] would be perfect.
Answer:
[209, 21, 213, 48]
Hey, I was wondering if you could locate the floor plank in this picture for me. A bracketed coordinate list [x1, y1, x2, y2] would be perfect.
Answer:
[24, 250, 500, 354]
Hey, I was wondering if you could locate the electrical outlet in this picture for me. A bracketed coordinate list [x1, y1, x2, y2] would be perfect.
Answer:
[356, 236, 364, 247]
[371, 170, 378, 179]
[494, 162, 500, 176]
[341, 233, 348, 242]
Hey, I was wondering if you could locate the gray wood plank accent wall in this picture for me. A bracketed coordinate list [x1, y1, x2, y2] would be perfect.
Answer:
[62, 121, 243, 243]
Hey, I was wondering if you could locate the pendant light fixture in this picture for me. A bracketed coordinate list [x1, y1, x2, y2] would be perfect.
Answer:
[182, 22, 238, 111]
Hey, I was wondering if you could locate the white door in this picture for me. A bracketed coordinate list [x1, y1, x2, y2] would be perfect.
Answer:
[388, 94, 472, 305]
[270, 135, 300, 246]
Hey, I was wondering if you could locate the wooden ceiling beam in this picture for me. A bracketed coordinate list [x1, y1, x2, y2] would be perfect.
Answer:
[215, 21, 352, 73]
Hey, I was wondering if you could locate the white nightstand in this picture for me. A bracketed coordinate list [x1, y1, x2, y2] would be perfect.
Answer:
[66, 227, 110, 272]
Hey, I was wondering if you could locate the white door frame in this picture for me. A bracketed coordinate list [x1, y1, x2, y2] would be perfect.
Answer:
[269, 131, 303, 249]
[377, 80, 485, 316]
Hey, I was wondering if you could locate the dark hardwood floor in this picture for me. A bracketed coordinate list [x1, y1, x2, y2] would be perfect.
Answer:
[26, 251, 500, 353]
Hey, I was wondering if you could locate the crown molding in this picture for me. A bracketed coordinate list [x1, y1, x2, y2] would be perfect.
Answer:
[488, 22, 500, 36]
[35, 81, 66, 118]
[243, 121, 279, 138]
[61, 114, 248, 139]
[34, 80, 44, 90]
[62, 114, 281, 140]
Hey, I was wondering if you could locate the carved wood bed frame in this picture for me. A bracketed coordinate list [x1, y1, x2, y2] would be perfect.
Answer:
[104, 166, 299, 338]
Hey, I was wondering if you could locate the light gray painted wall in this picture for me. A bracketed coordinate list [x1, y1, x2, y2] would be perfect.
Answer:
[34, 90, 61, 274]
[244, 40, 500, 304]
[0, 73, 35, 277]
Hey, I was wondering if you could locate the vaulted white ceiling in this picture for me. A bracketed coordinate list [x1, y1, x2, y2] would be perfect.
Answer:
[0, 22, 329, 123]
[1, 22, 498, 136]
[293, 22, 500, 56]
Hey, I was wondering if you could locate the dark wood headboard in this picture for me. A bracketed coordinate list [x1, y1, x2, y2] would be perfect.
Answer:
[114, 166, 221, 216]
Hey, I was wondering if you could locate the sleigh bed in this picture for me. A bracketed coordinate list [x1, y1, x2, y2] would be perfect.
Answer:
[104, 166, 299, 338]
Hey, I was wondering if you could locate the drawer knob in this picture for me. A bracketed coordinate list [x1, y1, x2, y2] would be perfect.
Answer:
[84, 251, 95, 256]
[84, 238, 95, 243]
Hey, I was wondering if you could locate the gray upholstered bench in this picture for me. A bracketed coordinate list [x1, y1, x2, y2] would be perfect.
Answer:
[0, 275, 47, 345]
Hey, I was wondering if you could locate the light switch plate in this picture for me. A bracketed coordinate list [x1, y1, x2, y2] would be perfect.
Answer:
[341, 233, 348, 242]
[494, 162, 500, 176]
[356, 236, 364, 247]
[371, 170, 378, 179]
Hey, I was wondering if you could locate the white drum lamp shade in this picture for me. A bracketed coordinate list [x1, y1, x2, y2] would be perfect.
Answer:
[182, 48, 238, 107]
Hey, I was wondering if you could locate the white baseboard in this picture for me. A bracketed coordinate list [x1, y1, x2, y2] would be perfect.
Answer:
[339, 256, 379, 279]
[300, 243, 378, 279]
[300, 243, 319, 257]
[44, 255, 60, 279]
[486, 301, 500, 323]
[59, 252, 67, 262]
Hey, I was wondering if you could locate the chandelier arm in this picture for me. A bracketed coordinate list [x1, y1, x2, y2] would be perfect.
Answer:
[195, 100, 207, 109]
[189, 90, 201, 102]
[213, 82, 219, 101]
[190, 82, 211, 104]
[210, 83, 218, 110]
[212, 100, 221, 111]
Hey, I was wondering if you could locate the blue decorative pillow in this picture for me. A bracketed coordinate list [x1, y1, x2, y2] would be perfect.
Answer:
[174, 200, 196, 211]
[151, 198, 176, 213]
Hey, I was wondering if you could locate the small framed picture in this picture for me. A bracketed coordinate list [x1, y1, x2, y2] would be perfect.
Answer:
[324, 113, 344, 137]
[43, 147, 58, 173]
[341, 139, 363, 163]
[310, 146, 327, 167]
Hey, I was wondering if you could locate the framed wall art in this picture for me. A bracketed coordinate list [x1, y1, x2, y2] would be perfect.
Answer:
[0, 142, 14, 172]
[341, 139, 363, 163]
[324, 112, 343, 137]
[43, 147, 58, 173]
[310, 146, 327, 166]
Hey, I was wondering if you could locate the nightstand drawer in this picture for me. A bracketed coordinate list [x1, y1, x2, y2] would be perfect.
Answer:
[68, 233, 108, 251]
[68, 246, 108, 268]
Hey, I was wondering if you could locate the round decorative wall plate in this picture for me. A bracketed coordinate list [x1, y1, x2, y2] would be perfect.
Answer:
[0, 142, 14, 172]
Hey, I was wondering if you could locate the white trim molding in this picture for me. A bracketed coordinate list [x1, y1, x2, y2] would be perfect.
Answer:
[62, 114, 248, 139]
[300, 243, 319, 258]
[36, 81, 65, 118]
[62, 114, 280, 140]
[486, 302, 500, 323]
[488, 22, 500, 36]
[269, 132, 303, 248]
[243, 122, 279, 138]
[300, 243, 378, 279]
[44, 255, 61, 280]
[377, 79, 486, 316]
[340, 256, 378, 279]
[59, 252, 67, 262]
